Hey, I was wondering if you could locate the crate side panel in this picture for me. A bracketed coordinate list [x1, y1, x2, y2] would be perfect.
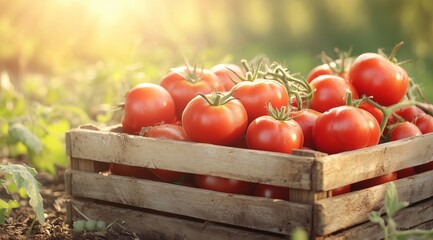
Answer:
[69, 170, 312, 235]
[71, 198, 287, 240]
[318, 196, 433, 240]
[68, 129, 314, 189]
[314, 170, 433, 235]
[314, 133, 433, 191]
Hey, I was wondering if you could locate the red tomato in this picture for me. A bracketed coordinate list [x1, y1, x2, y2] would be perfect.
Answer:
[109, 163, 157, 180]
[232, 79, 289, 123]
[348, 53, 409, 106]
[143, 124, 190, 183]
[358, 101, 384, 125]
[394, 106, 425, 122]
[210, 63, 244, 91]
[121, 83, 176, 135]
[414, 114, 433, 134]
[306, 60, 349, 83]
[415, 161, 433, 173]
[352, 172, 397, 191]
[194, 175, 255, 195]
[160, 66, 224, 118]
[397, 167, 416, 179]
[331, 185, 351, 196]
[182, 92, 248, 146]
[290, 109, 321, 149]
[309, 75, 358, 113]
[388, 122, 422, 141]
[246, 115, 303, 154]
[254, 183, 290, 200]
[313, 106, 380, 154]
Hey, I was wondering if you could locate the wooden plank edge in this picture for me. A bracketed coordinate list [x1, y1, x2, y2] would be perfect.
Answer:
[313, 133, 433, 191]
[70, 198, 288, 240]
[68, 169, 312, 235]
[315, 196, 433, 240]
[314, 170, 433, 236]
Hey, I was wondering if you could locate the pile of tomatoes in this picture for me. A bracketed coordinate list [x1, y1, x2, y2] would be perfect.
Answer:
[113, 42, 433, 199]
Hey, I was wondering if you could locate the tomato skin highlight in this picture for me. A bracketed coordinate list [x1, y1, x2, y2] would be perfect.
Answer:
[313, 106, 380, 154]
[289, 109, 321, 150]
[246, 115, 303, 154]
[194, 175, 255, 195]
[232, 79, 289, 123]
[143, 124, 190, 183]
[253, 183, 290, 201]
[348, 53, 409, 106]
[182, 94, 248, 146]
[160, 66, 224, 119]
[121, 83, 176, 135]
[309, 75, 358, 113]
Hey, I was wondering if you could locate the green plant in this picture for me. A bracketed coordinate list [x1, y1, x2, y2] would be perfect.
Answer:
[369, 182, 433, 240]
[0, 163, 44, 224]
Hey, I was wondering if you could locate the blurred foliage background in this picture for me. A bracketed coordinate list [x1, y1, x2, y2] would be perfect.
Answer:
[1, 0, 433, 173]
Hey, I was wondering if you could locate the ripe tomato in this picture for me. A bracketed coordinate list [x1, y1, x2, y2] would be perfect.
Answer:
[313, 106, 380, 154]
[331, 185, 351, 196]
[182, 92, 248, 146]
[348, 53, 409, 106]
[194, 175, 255, 195]
[397, 167, 416, 179]
[352, 172, 397, 191]
[414, 114, 433, 134]
[306, 60, 349, 83]
[210, 63, 244, 91]
[232, 79, 289, 123]
[143, 124, 190, 183]
[289, 109, 321, 150]
[246, 115, 303, 154]
[109, 163, 157, 180]
[394, 106, 425, 122]
[121, 83, 176, 135]
[160, 66, 223, 118]
[309, 75, 358, 113]
[254, 183, 290, 200]
[415, 161, 433, 173]
[388, 122, 422, 141]
[358, 101, 384, 125]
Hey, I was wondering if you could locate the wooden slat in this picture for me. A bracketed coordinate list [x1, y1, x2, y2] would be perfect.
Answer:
[68, 129, 314, 189]
[313, 133, 433, 191]
[67, 169, 312, 235]
[318, 197, 433, 240]
[314, 170, 433, 236]
[71, 198, 287, 240]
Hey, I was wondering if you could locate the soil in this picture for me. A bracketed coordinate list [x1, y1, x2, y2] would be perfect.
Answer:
[0, 158, 140, 240]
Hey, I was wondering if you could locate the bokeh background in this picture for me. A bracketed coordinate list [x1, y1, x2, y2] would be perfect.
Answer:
[1, 0, 433, 172]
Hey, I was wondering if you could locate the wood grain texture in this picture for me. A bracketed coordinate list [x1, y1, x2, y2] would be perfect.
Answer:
[67, 169, 312, 235]
[68, 129, 314, 189]
[314, 170, 433, 235]
[313, 132, 433, 191]
[71, 198, 287, 240]
[317, 197, 433, 240]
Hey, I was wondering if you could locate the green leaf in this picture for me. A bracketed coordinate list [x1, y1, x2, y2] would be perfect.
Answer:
[8, 123, 43, 154]
[368, 211, 386, 228]
[385, 182, 409, 218]
[0, 199, 9, 209]
[0, 164, 45, 223]
[291, 227, 308, 240]
[7, 199, 20, 209]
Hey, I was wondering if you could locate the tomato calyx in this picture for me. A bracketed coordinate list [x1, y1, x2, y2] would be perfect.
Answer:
[170, 64, 205, 84]
[266, 103, 292, 121]
[320, 47, 352, 76]
[378, 41, 412, 66]
[198, 89, 237, 107]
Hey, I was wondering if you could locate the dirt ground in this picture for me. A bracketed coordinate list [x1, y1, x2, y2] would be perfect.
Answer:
[0, 159, 140, 240]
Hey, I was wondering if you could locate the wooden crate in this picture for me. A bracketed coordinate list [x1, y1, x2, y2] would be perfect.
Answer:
[65, 124, 433, 239]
